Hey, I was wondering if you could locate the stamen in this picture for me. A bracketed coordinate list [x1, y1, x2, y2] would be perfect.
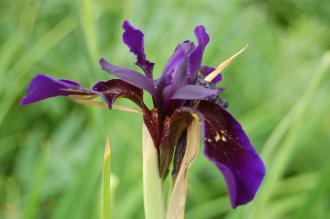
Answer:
[204, 44, 248, 82]
[68, 96, 143, 114]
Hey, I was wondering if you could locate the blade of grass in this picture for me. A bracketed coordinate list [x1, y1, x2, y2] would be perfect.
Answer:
[186, 172, 317, 219]
[185, 196, 230, 219]
[102, 137, 111, 219]
[77, 0, 100, 61]
[266, 194, 305, 219]
[52, 141, 102, 219]
[23, 141, 48, 219]
[293, 162, 330, 219]
[245, 51, 330, 219]
[0, 4, 111, 126]
[0, 0, 42, 81]
[0, 16, 76, 125]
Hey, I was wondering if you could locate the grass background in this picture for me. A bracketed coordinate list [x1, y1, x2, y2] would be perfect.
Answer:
[0, 0, 330, 218]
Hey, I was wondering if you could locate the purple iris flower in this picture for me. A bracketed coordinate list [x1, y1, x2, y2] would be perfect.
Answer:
[21, 20, 265, 208]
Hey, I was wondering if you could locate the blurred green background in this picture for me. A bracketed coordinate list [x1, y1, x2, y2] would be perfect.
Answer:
[1, 0, 330, 218]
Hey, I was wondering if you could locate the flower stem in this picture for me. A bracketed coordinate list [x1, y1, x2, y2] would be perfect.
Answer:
[142, 123, 166, 219]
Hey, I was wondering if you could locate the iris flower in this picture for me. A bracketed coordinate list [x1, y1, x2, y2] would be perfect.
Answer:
[21, 20, 265, 208]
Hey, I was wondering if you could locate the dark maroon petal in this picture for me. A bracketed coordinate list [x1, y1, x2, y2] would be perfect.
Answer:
[21, 74, 150, 115]
[197, 101, 265, 208]
[158, 41, 195, 87]
[99, 58, 156, 97]
[92, 79, 149, 112]
[159, 107, 201, 178]
[188, 26, 210, 81]
[122, 20, 154, 78]
[20, 74, 95, 105]
[200, 65, 222, 83]
[171, 85, 223, 100]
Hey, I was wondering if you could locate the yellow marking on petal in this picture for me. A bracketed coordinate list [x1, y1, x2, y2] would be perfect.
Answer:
[68, 96, 143, 114]
[215, 134, 221, 142]
[204, 44, 248, 82]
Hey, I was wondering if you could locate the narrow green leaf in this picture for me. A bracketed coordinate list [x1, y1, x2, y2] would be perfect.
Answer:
[102, 137, 111, 219]
[245, 51, 330, 219]
[23, 142, 48, 219]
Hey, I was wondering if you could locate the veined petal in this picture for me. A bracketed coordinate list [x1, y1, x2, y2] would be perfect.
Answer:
[200, 65, 222, 83]
[20, 74, 95, 105]
[122, 20, 154, 78]
[99, 58, 156, 97]
[197, 101, 265, 208]
[188, 26, 210, 81]
[171, 85, 223, 100]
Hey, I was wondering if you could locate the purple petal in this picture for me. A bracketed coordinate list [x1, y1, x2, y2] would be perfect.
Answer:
[20, 74, 94, 105]
[122, 20, 154, 78]
[158, 41, 195, 87]
[171, 85, 223, 100]
[200, 65, 222, 83]
[188, 26, 210, 81]
[197, 101, 265, 208]
[99, 58, 156, 97]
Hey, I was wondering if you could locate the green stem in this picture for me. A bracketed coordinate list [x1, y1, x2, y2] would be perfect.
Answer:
[142, 123, 166, 219]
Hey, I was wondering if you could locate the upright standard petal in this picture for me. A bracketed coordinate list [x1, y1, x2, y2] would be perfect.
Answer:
[188, 26, 210, 81]
[197, 101, 265, 208]
[157, 41, 195, 88]
[200, 65, 222, 84]
[122, 20, 154, 78]
[171, 85, 223, 100]
[99, 58, 156, 97]
[20, 74, 95, 105]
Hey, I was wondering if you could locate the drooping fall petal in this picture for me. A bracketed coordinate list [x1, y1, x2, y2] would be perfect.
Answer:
[21, 74, 149, 115]
[20, 74, 96, 105]
[122, 20, 154, 78]
[197, 101, 265, 208]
